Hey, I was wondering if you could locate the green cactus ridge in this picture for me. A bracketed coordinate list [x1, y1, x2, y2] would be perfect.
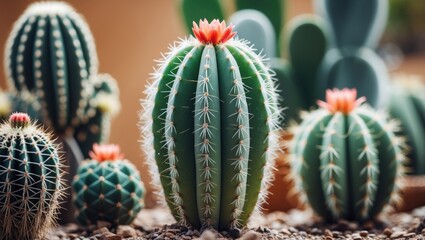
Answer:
[141, 36, 281, 230]
[4, 2, 98, 133]
[72, 159, 145, 225]
[0, 114, 65, 240]
[389, 75, 425, 174]
[290, 105, 405, 222]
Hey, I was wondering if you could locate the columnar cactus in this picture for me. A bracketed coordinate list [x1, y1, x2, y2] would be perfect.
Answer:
[289, 89, 405, 222]
[0, 113, 64, 240]
[72, 144, 145, 225]
[316, 0, 389, 108]
[140, 20, 281, 230]
[4, 1, 97, 133]
[388, 74, 425, 174]
[74, 74, 121, 158]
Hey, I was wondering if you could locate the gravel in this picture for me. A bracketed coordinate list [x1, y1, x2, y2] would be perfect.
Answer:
[47, 206, 425, 239]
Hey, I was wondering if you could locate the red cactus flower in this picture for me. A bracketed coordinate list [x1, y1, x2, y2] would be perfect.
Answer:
[89, 143, 124, 162]
[9, 112, 30, 128]
[192, 19, 236, 45]
[317, 88, 366, 114]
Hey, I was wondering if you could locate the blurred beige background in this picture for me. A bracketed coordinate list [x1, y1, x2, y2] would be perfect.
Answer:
[0, 0, 314, 205]
[0, 1, 424, 205]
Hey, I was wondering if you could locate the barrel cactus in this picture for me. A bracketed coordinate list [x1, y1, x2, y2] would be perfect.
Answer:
[140, 19, 281, 230]
[4, 1, 97, 134]
[0, 113, 64, 240]
[289, 88, 405, 222]
[388, 74, 425, 174]
[72, 144, 145, 225]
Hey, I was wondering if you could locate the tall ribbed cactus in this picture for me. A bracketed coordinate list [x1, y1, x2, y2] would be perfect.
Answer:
[388, 74, 425, 174]
[289, 89, 405, 222]
[0, 113, 64, 240]
[74, 74, 121, 158]
[4, 2, 97, 133]
[316, 0, 389, 108]
[72, 144, 145, 225]
[140, 20, 281, 230]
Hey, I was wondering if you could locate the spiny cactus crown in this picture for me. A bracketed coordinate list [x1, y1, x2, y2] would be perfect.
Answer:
[192, 19, 236, 45]
[317, 88, 366, 114]
[89, 143, 124, 162]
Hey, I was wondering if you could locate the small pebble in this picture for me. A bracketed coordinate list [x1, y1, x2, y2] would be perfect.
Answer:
[228, 228, 241, 238]
[93, 227, 110, 235]
[281, 228, 291, 235]
[359, 230, 368, 237]
[390, 231, 406, 239]
[200, 230, 216, 240]
[101, 232, 122, 240]
[351, 233, 362, 240]
[116, 225, 137, 238]
[324, 229, 333, 237]
[384, 228, 393, 236]
[239, 230, 261, 240]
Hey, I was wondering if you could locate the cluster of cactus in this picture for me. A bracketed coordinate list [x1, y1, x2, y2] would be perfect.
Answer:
[3, 1, 120, 157]
[315, 0, 390, 108]
[0, 113, 65, 240]
[140, 19, 281, 230]
[289, 89, 405, 221]
[388, 74, 425, 175]
[72, 144, 145, 225]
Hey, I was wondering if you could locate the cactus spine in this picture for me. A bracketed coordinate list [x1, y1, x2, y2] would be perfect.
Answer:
[72, 144, 145, 225]
[0, 113, 64, 240]
[140, 20, 281, 230]
[4, 1, 97, 133]
[290, 89, 405, 221]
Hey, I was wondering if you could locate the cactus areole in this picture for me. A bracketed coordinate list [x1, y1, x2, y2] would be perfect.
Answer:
[290, 89, 404, 222]
[141, 19, 281, 230]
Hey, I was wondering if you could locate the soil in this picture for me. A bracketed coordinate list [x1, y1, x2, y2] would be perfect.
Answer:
[48, 207, 425, 239]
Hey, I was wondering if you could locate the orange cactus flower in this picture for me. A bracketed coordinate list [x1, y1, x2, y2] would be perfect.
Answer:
[317, 88, 366, 114]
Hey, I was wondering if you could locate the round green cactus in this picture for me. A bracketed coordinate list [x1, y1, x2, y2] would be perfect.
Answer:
[289, 88, 405, 222]
[4, 1, 97, 133]
[0, 113, 65, 240]
[388, 74, 425, 174]
[140, 19, 281, 230]
[72, 144, 145, 225]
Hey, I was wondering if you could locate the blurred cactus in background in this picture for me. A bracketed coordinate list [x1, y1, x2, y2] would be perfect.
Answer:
[289, 89, 406, 222]
[316, 0, 389, 108]
[73, 144, 145, 225]
[180, 0, 284, 57]
[388, 74, 425, 175]
[0, 113, 65, 240]
[4, 2, 97, 133]
[74, 74, 121, 158]
[2, 1, 121, 223]
[140, 20, 281, 230]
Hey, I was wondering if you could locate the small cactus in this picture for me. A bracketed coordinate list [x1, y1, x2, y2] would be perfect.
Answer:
[74, 74, 121, 158]
[0, 113, 65, 240]
[72, 144, 145, 225]
[388, 74, 425, 174]
[140, 19, 281, 230]
[4, 1, 97, 133]
[289, 89, 405, 222]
